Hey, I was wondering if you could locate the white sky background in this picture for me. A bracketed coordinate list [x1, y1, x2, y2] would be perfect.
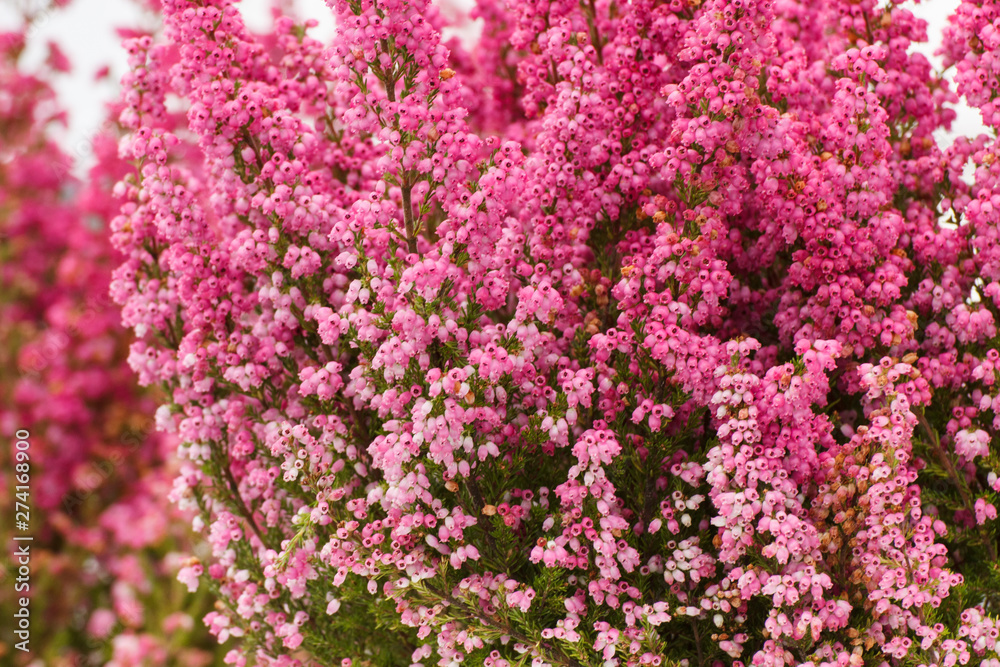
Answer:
[0, 0, 990, 177]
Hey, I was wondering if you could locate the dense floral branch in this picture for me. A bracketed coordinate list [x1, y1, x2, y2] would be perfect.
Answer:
[100, 0, 1000, 665]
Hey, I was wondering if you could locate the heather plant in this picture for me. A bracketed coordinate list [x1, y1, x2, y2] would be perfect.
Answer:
[107, 0, 1000, 665]
[0, 25, 225, 666]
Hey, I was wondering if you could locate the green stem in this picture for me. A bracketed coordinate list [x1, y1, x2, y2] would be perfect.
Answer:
[423, 583, 588, 667]
[402, 177, 418, 255]
[917, 409, 997, 562]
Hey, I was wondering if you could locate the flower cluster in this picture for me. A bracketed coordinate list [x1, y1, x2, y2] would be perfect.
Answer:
[103, 0, 1000, 665]
[0, 24, 223, 667]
